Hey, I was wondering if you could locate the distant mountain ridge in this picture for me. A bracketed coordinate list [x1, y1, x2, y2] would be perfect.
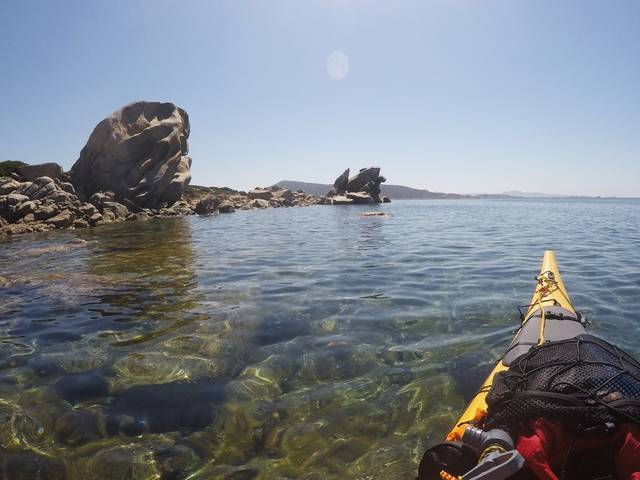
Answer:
[274, 180, 621, 200]
[275, 180, 473, 199]
[501, 190, 568, 198]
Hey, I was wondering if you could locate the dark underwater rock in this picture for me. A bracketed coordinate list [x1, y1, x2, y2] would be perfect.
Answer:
[0, 452, 66, 480]
[255, 315, 310, 346]
[109, 380, 223, 435]
[53, 409, 103, 446]
[55, 372, 109, 403]
[28, 356, 60, 378]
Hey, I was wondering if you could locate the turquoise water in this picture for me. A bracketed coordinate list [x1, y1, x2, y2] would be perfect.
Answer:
[1, 198, 639, 479]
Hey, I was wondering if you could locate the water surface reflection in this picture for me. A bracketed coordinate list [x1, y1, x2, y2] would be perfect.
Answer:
[0, 199, 639, 479]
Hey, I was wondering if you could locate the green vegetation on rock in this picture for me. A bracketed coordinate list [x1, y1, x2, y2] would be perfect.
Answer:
[0, 160, 28, 177]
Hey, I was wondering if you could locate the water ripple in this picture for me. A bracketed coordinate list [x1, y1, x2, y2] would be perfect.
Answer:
[0, 199, 639, 478]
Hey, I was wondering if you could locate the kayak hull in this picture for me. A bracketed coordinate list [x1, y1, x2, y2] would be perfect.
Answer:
[447, 251, 580, 441]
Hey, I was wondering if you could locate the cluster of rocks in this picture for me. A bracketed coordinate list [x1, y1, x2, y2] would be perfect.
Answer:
[0, 101, 323, 238]
[0, 176, 320, 237]
[0, 174, 152, 236]
[188, 185, 319, 215]
[1, 102, 391, 238]
[321, 167, 390, 205]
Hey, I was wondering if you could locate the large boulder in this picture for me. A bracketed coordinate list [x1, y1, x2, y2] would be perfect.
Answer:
[247, 188, 273, 200]
[0, 177, 21, 195]
[245, 198, 270, 209]
[325, 167, 388, 204]
[195, 195, 220, 215]
[327, 168, 350, 197]
[46, 210, 75, 229]
[18, 163, 64, 181]
[272, 189, 294, 202]
[34, 204, 59, 221]
[70, 101, 192, 209]
[14, 200, 39, 219]
[346, 167, 381, 193]
[20, 176, 59, 200]
[217, 202, 235, 213]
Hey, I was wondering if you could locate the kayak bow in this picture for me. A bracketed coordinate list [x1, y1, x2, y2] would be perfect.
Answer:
[446, 250, 579, 441]
[419, 252, 640, 480]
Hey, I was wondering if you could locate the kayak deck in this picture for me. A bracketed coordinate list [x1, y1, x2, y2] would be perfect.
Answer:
[446, 250, 580, 441]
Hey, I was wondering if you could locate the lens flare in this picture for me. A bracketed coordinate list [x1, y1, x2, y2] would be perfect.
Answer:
[326, 51, 350, 80]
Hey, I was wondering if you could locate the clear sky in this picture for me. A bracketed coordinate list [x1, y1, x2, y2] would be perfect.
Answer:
[1, 0, 638, 196]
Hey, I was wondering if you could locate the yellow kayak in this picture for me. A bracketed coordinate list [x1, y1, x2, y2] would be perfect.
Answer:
[419, 253, 640, 480]
[447, 250, 581, 442]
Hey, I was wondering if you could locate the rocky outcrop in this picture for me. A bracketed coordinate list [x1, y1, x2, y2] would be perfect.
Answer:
[70, 101, 192, 209]
[325, 167, 389, 204]
[0, 175, 143, 235]
[1, 110, 326, 237]
[0, 178, 325, 237]
[187, 185, 318, 213]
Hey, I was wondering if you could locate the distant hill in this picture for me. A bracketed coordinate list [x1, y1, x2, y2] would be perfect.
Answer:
[275, 180, 470, 199]
[0, 160, 28, 177]
[501, 190, 568, 198]
[274, 180, 614, 200]
[275, 181, 331, 197]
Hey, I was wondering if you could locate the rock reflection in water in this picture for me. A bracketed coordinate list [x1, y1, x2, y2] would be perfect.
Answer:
[0, 218, 242, 479]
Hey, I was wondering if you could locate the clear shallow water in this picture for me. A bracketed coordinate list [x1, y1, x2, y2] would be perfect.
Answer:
[1, 198, 639, 479]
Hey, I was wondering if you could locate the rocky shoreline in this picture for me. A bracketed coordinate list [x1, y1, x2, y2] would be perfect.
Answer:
[1, 100, 389, 239]
[0, 178, 320, 238]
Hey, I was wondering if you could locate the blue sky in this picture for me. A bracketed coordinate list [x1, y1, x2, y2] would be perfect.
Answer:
[0, 0, 638, 196]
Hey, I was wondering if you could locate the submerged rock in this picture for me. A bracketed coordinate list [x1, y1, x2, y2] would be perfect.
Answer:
[361, 211, 391, 217]
[55, 372, 109, 403]
[110, 380, 223, 435]
[114, 350, 233, 385]
[0, 452, 66, 480]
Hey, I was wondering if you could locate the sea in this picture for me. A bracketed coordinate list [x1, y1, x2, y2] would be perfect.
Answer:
[1, 198, 639, 479]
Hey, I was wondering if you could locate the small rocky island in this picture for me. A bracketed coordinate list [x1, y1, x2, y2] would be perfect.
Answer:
[322, 167, 390, 205]
[0, 101, 389, 238]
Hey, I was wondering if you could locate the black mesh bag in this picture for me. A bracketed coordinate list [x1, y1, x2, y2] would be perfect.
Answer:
[485, 334, 640, 431]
